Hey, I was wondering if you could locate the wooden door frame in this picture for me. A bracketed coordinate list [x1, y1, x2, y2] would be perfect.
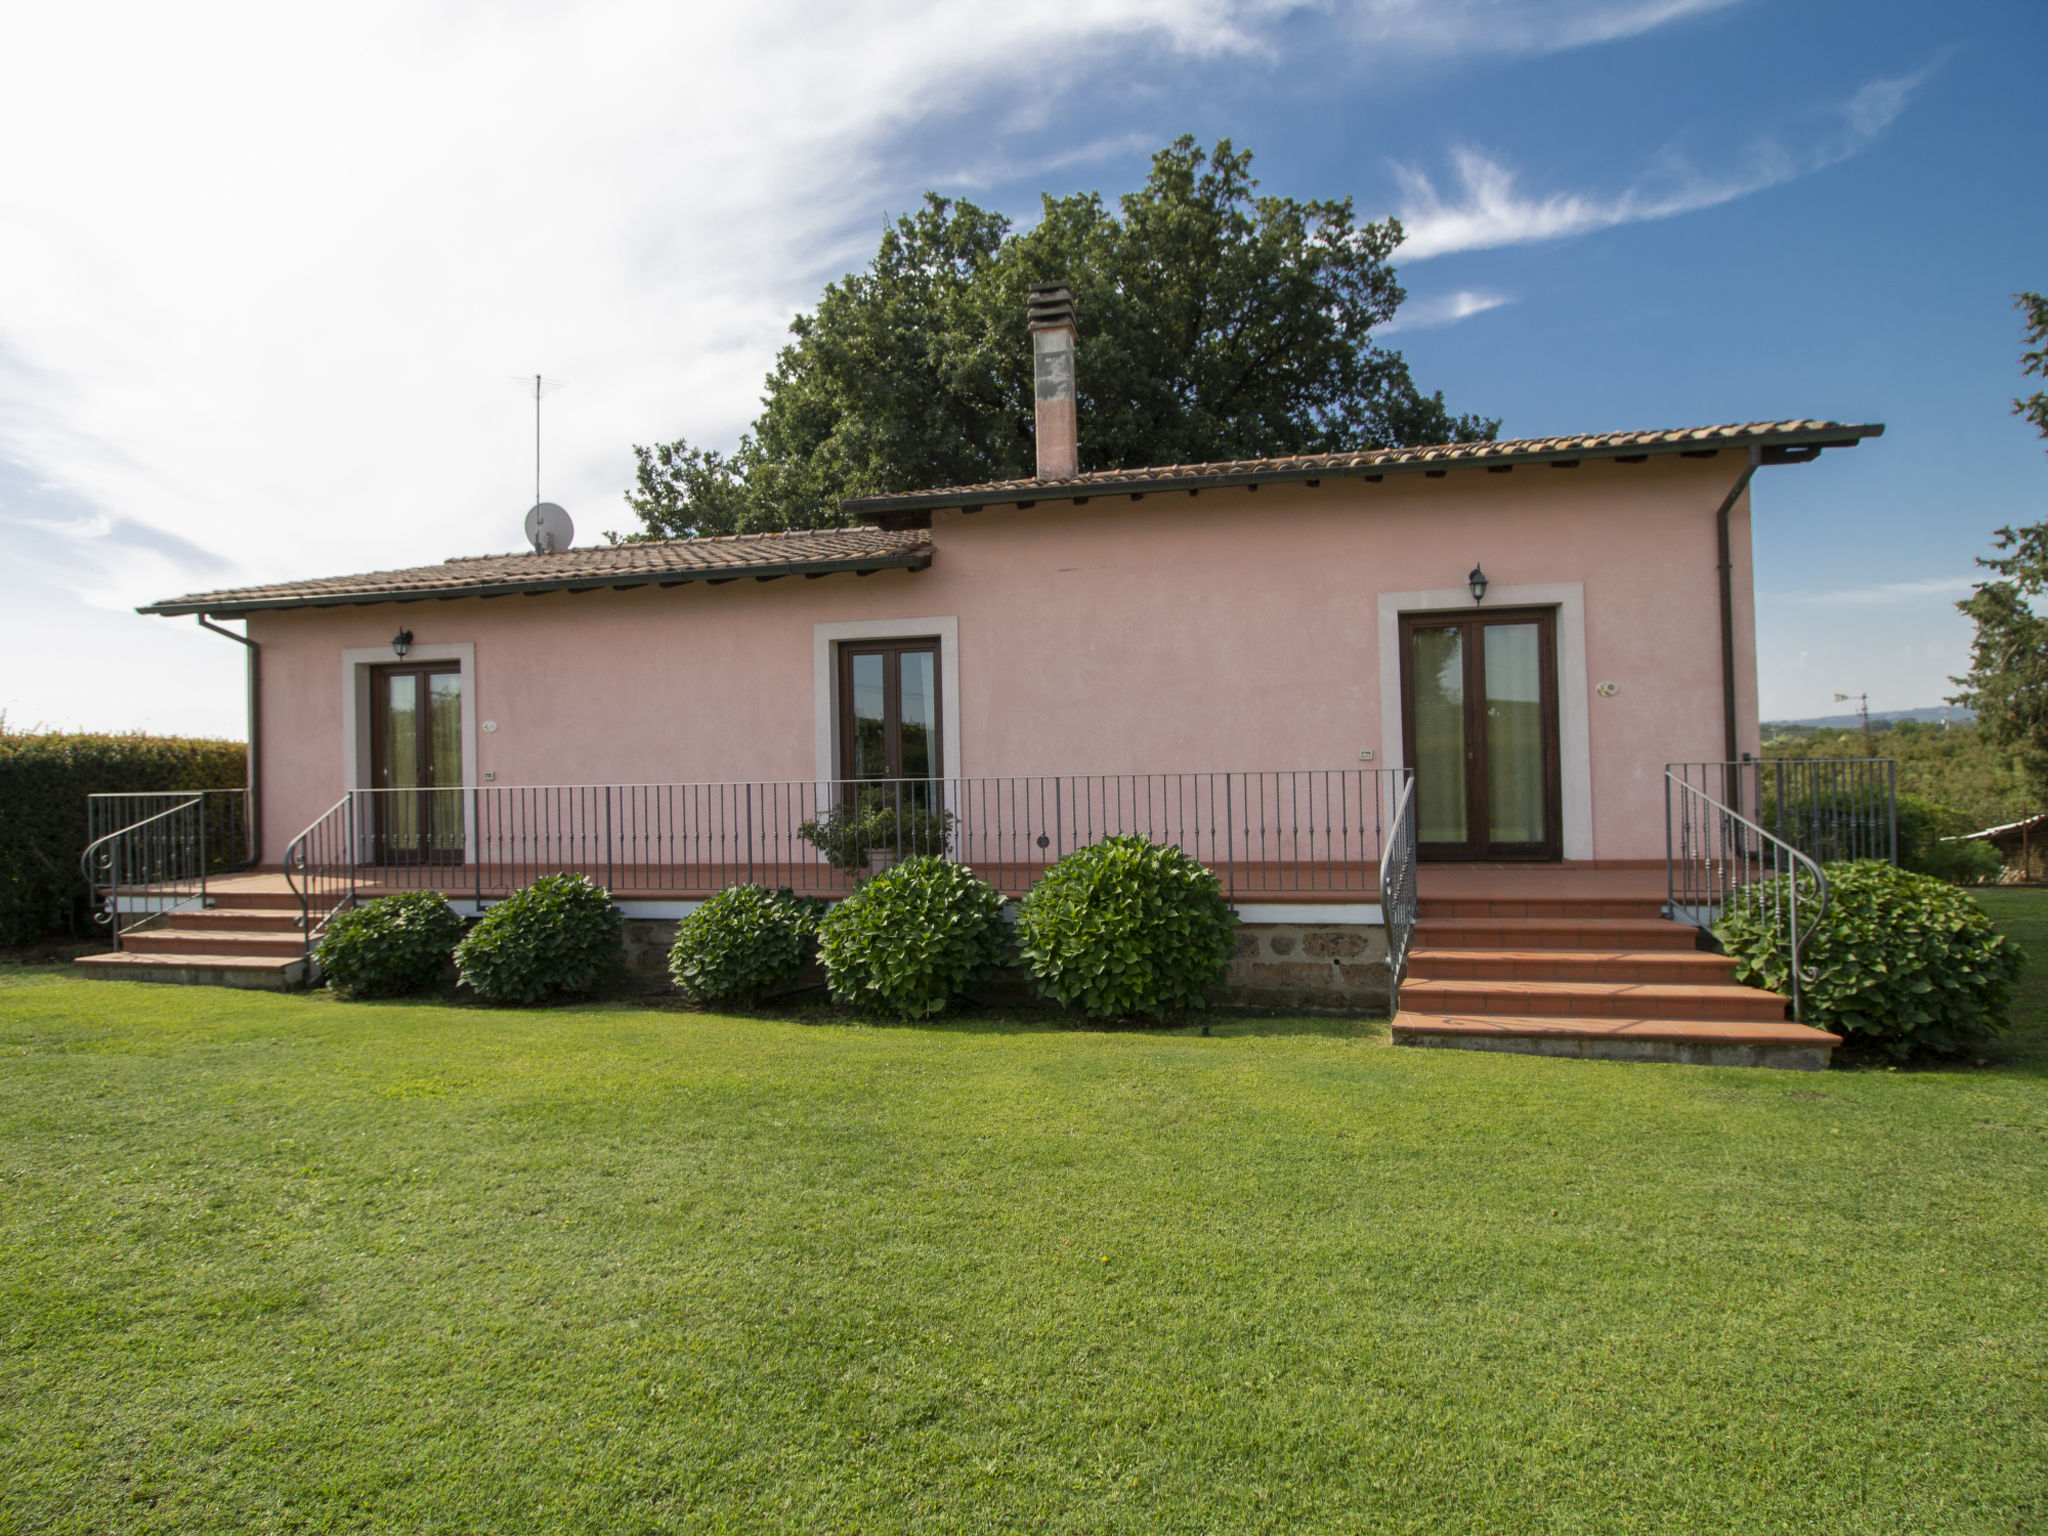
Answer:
[836, 639, 943, 784]
[368, 662, 464, 863]
[1398, 607, 1564, 863]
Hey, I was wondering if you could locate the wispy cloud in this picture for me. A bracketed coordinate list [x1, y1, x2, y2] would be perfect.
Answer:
[1763, 575, 1977, 607]
[1338, 0, 1744, 57]
[0, 0, 1839, 731]
[1380, 288, 1515, 332]
[1395, 58, 1943, 259]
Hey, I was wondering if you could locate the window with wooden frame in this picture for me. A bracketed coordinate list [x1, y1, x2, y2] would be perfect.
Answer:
[837, 640, 941, 784]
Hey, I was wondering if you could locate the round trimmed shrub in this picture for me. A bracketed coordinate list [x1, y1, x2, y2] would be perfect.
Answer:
[668, 885, 824, 1006]
[817, 855, 1007, 1019]
[1015, 834, 1238, 1024]
[454, 872, 621, 1005]
[315, 891, 463, 998]
[1716, 859, 2023, 1059]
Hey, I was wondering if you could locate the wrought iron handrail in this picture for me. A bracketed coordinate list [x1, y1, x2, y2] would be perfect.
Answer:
[1378, 772, 1418, 1015]
[1668, 758, 1895, 866]
[79, 796, 208, 947]
[284, 795, 355, 956]
[1665, 769, 1829, 1023]
[87, 789, 254, 871]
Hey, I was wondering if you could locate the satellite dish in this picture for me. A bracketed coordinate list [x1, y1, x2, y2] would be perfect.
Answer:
[524, 502, 574, 553]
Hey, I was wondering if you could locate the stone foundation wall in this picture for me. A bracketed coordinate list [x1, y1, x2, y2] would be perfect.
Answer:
[1225, 923, 1391, 1012]
[618, 916, 1388, 1013]
[620, 918, 682, 988]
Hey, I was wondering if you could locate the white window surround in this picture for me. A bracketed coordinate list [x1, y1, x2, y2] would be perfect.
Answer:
[1375, 584, 1593, 861]
[812, 617, 962, 787]
[340, 642, 478, 795]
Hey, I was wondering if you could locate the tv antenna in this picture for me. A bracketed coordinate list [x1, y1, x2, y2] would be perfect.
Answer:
[1833, 691, 1871, 744]
[513, 375, 572, 551]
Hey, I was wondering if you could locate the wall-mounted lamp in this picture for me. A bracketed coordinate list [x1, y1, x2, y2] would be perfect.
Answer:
[1468, 564, 1488, 605]
[391, 628, 413, 659]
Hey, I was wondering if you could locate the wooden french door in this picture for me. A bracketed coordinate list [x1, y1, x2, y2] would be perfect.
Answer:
[838, 641, 941, 786]
[369, 664, 464, 863]
[1400, 609, 1562, 862]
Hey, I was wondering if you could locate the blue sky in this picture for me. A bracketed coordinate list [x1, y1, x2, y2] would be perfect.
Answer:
[1, 0, 2042, 735]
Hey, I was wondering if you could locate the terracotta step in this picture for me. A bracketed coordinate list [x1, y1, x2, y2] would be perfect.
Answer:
[1421, 896, 1667, 921]
[198, 890, 304, 911]
[122, 929, 307, 959]
[1412, 916, 1699, 952]
[165, 908, 305, 933]
[1391, 1011, 1840, 1070]
[1398, 976, 1789, 1023]
[73, 950, 308, 991]
[1408, 948, 1738, 985]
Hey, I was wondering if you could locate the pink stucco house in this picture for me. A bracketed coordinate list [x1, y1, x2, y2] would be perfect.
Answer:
[89, 287, 1881, 1067]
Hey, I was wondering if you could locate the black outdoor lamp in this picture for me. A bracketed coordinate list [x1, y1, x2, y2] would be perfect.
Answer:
[391, 628, 413, 659]
[1468, 564, 1488, 605]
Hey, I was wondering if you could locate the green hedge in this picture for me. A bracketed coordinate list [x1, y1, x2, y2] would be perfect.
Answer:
[0, 729, 245, 946]
[1895, 793, 2004, 885]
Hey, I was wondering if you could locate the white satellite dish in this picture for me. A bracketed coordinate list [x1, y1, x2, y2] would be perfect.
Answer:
[525, 502, 574, 553]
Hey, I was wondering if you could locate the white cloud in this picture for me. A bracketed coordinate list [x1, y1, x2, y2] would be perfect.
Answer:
[1339, 0, 1742, 56]
[1763, 576, 1978, 607]
[1379, 288, 1514, 332]
[0, 0, 1803, 731]
[1394, 60, 1942, 259]
[0, 3, 1293, 619]
[1755, 570, 1976, 719]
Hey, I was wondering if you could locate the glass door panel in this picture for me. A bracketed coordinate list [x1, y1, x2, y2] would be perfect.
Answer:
[370, 665, 463, 863]
[848, 653, 888, 780]
[377, 672, 422, 858]
[426, 671, 464, 855]
[1401, 610, 1559, 860]
[1483, 622, 1545, 845]
[899, 651, 935, 781]
[838, 641, 942, 794]
[1411, 626, 1468, 845]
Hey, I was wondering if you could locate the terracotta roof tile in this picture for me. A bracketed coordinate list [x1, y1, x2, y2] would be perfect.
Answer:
[142, 527, 932, 616]
[843, 419, 1883, 517]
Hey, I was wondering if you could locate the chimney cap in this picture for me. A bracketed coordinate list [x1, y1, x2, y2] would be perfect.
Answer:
[1028, 283, 1077, 333]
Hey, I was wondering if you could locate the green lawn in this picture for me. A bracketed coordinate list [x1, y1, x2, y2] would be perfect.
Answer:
[3, 900, 2047, 1533]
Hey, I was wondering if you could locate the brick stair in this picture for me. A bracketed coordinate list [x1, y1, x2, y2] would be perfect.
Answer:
[73, 890, 310, 990]
[1393, 890, 1840, 1070]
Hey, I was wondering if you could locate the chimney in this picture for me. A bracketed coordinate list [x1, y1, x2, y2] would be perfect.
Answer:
[1028, 283, 1078, 480]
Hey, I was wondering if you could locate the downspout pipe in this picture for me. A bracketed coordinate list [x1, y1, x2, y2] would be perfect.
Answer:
[1713, 445, 1762, 807]
[196, 614, 260, 866]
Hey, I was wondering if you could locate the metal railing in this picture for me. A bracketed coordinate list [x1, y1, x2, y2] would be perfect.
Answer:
[299, 769, 1411, 905]
[284, 796, 355, 955]
[1666, 770, 1828, 1023]
[1668, 758, 1895, 866]
[87, 789, 253, 872]
[79, 796, 217, 946]
[1378, 774, 1419, 1015]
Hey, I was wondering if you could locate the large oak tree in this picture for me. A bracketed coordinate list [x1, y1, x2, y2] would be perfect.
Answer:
[620, 137, 1497, 539]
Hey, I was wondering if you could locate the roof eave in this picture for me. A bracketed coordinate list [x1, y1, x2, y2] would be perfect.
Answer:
[841, 422, 1887, 520]
[138, 550, 933, 618]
